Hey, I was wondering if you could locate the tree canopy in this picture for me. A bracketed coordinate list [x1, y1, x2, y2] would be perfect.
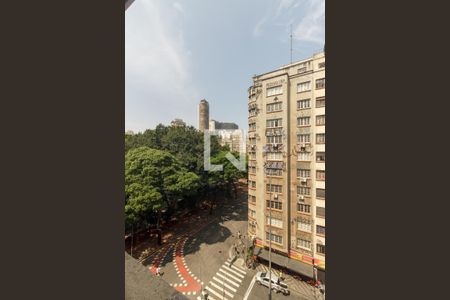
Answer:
[124, 124, 246, 233]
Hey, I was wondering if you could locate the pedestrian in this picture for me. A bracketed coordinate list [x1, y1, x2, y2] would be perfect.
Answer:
[156, 266, 161, 276]
[237, 230, 241, 239]
[203, 289, 209, 300]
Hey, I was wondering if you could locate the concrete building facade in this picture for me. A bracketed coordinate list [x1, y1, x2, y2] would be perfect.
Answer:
[247, 52, 325, 279]
[171, 118, 186, 127]
[198, 99, 209, 132]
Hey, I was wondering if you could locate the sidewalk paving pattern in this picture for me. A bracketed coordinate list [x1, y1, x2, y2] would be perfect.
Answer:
[148, 218, 216, 296]
[254, 264, 323, 300]
[198, 257, 247, 300]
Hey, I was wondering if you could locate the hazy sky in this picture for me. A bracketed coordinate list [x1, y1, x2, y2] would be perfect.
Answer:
[126, 0, 325, 132]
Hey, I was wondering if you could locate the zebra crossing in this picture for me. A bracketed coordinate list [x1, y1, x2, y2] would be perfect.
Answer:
[254, 264, 319, 300]
[196, 258, 247, 300]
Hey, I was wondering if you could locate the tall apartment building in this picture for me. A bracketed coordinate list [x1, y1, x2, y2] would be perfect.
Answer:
[248, 52, 325, 281]
[198, 99, 209, 132]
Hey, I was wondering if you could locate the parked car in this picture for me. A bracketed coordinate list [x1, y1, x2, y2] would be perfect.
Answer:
[255, 272, 290, 295]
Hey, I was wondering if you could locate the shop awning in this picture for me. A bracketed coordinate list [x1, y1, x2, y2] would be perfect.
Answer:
[253, 247, 289, 267]
[254, 247, 314, 278]
[286, 257, 314, 278]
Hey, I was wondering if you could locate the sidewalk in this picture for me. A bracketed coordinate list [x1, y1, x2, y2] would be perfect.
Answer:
[254, 263, 325, 300]
[128, 209, 214, 262]
[126, 183, 247, 262]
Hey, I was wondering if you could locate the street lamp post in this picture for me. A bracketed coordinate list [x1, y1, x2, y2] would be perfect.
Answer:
[263, 145, 273, 300]
[131, 225, 134, 257]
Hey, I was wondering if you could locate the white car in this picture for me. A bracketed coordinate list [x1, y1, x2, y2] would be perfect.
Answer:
[255, 271, 290, 295]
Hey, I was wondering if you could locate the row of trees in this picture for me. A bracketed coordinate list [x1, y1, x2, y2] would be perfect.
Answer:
[125, 124, 246, 235]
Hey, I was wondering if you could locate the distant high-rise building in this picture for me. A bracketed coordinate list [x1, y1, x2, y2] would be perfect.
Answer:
[209, 120, 239, 130]
[198, 99, 209, 132]
[171, 118, 186, 127]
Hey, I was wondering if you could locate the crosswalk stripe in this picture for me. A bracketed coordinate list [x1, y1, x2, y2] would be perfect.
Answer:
[235, 264, 247, 272]
[205, 286, 228, 300]
[230, 264, 246, 275]
[212, 277, 237, 293]
[218, 268, 242, 283]
[221, 265, 245, 278]
[209, 281, 234, 298]
[215, 272, 240, 287]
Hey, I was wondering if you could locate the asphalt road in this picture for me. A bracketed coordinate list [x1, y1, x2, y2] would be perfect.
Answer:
[143, 188, 317, 300]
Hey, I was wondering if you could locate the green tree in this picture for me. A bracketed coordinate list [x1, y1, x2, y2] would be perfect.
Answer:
[125, 147, 201, 234]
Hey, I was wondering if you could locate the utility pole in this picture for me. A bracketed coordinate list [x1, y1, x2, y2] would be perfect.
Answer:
[130, 225, 133, 257]
[263, 146, 272, 300]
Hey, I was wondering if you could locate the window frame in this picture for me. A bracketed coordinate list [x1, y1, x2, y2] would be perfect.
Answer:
[297, 81, 311, 93]
[267, 85, 283, 97]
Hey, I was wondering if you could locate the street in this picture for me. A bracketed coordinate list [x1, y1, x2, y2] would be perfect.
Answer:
[142, 187, 322, 300]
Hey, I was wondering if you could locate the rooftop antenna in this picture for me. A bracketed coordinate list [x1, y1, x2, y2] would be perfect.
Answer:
[290, 24, 293, 63]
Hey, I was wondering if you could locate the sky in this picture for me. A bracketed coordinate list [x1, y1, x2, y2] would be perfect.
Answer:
[125, 0, 325, 132]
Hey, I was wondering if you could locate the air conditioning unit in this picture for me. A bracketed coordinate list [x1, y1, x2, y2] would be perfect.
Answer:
[301, 177, 308, 183]
[273, 194, 278, 199]
[297, 195, 305, 202]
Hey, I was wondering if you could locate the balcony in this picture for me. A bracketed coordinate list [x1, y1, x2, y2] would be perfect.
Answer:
[264, 143, 283, 153]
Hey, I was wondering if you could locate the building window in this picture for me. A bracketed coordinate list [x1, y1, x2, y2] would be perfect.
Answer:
[267, 118, 282, 128]
[266, 216, 283, 228]
[297, 81, 311, 93]
[249, 180, 256, 189]
[249, 209, 256, 218]
[249, 122, 256, 131]
[316, 152, 325, 162]
[298, 152, 310, 161]
[297, 117, 310, 126]
[297, 99, 311, 109]
[267, 135, 282, 144]
[249, 195, 256, 203]
[297, 186, 311, 195]
[297, 204, 311, 213]
[316, 225, 326, 236]
[297, 238, 311, 250]
[267, 152, 283, 160]
[267, 184, 282, 193]
[316, 207, 325, 218]
[249, 166, 256, 174]
[318, 62, 325, 69]
[249, 137, 256, 145]
[316, 188, 325, 199]
[316, 78, 325, 89]
[297, 169, 311, 178]
[267, 85, 283, 97]
[316, 115, 325, 126]
[266, 200, 283, 210]
[267, 102, 282, 112]
[316, 244, 326, 255]
[297, 134, 310, 143]
[297, 219, 312, 232]
[267, 168, 282, 176]
[266, 232, 283, 244]
[316, 96, 325, 108]
[316, 170, 325, 181]
[316, 133, 325, 144]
